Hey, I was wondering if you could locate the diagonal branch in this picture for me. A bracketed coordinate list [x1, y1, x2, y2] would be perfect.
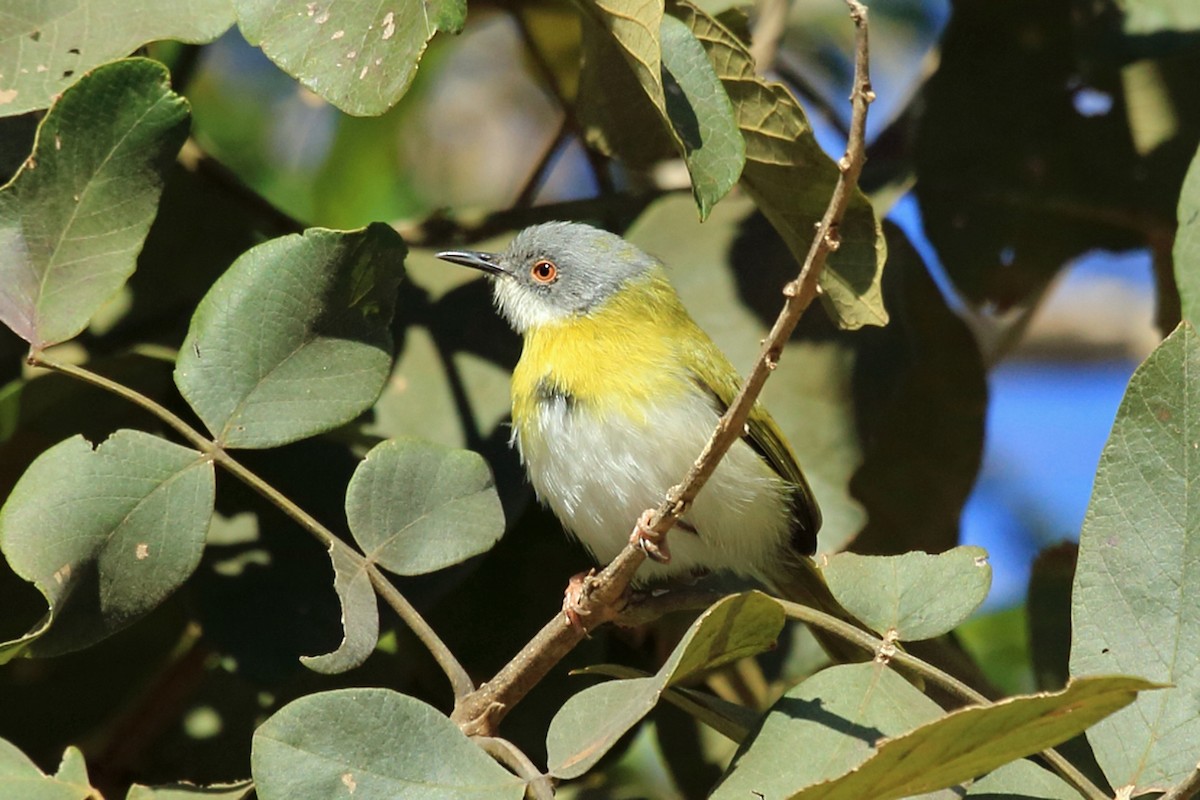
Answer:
[450, 0, 876, 738]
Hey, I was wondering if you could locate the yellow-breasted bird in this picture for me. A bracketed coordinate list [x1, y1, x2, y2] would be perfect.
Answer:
[437, 222, 843, 616]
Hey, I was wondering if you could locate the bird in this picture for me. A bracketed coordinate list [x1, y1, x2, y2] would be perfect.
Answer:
[436, 222, 843, 618]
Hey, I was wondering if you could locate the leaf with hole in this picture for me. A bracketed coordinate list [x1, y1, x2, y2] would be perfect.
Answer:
[298, 542, 378, 674]
[235, 0, 465, 116]
[175, 224, 405, 449]
[0, 430, 214, 659]
[0, 1, 232, 117]
[0, 58, 189, 347]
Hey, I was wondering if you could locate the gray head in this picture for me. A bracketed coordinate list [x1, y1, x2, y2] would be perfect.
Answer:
[436, 222, 657, 333]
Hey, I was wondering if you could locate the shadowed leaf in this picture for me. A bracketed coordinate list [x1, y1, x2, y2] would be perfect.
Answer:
[175, 224, 405, 449]
[0, 59, 189, 347]
[298, 542, 378, 674]
[0, 430, 214, 659]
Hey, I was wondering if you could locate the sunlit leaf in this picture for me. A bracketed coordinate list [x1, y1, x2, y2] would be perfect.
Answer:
[251, 688, 524, 799]
[0, 430, 214, 658]
[670, 0, 887, 330]
[823, 547, 991, 641]
[712, 662, 946, 799]
[547, 591, 783, 778]
[0, 740, 95, 800]
[0, 0, 233, 117]
[789, 676, 1156, 800]
[175, 224, 405, 449]
[0, 58, 188, 347]
[1122, 0, 1200, 35]
[1071, 322, 1200, 794]
[235, 0, 465, 116]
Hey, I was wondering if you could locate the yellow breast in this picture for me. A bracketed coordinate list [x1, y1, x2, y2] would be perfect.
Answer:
[510, 270, 695, 426]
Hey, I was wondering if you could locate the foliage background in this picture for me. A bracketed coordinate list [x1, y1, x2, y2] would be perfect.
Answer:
[1, 0, 1199, 796]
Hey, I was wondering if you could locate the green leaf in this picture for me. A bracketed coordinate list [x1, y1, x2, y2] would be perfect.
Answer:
[574, 663, 759, 742]
[0, 58, 189, 347]
[346, 437, 505, 576]
[1070, 322, 1200, 794]
[577, 3, 744, 217]
[547, 591, 783, 778]
[0, 0, 233, 117]
[298, 542, 378, 674]
[1176, 144, 1200, 325]
[175, 224, 405, 449]
[0, 740, 95, 800]
[234, 0, 464, 116]
[823, 547, 992, 641]
[251, 688, 524, 799]
[787, 676, 1157, 800]
[576, 0, 667, 113]
[658, 16, 744, 217]
[126, 779, 254, 799]
[669, 0, 887, 330]
[0, 430, 214, 658]
[1122, 0, 1200, 34]
[713, 662, 947, 799]
[963, 760, 1080, 799]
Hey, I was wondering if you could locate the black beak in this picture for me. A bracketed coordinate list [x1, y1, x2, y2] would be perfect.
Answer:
[435, 249, 508, 277]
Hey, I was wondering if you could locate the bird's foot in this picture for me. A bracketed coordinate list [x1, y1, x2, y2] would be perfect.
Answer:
[562, 569, 597, 629]
[630, 509, 671, 564]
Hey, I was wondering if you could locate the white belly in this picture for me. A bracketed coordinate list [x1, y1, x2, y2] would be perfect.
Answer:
[514, 389, 795, 584]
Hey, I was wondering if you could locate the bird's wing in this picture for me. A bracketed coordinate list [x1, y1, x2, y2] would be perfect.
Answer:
[682, 336, 823, 552]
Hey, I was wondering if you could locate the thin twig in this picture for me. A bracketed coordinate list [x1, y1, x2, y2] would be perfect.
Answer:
[474, 736, 555, 799]
[1162, 769, 1200, 800]
[775, 598, 1110, 800]
[749, 0, 790, 74]
[513, 116, 571, 209]
[450, 0, 876, 737]
[26, 351, 476, 701]
[507, 2, 613, 196]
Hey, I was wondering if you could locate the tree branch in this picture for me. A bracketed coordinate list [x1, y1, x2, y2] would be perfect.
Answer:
[25, 350, 477, 702]
[450, 0, 876, 737]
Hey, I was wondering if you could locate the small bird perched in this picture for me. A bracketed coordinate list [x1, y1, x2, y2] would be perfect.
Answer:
[437, 222, 839, 613]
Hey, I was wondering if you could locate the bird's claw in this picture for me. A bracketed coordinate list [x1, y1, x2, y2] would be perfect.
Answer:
[562, 569, 597, 629]
[630, 509, 671, 564]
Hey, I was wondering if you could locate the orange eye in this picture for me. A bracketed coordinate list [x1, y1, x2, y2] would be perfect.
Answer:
[531, 259, 558, 283]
